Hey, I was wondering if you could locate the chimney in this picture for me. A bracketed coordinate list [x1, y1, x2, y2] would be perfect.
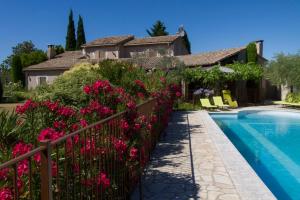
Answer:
[47, 44, 56, 59]
[254, 40, 263, 57]
[177, 25, 186, 37]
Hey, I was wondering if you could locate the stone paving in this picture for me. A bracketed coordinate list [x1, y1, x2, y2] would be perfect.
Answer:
[132, 111, 241, 200]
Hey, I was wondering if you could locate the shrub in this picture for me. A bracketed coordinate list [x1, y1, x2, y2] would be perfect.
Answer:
[3, 82, 29, 103]
[0, 78, 3, 102]
[285, 93, 300, 103]
[246, 42, 257, 63]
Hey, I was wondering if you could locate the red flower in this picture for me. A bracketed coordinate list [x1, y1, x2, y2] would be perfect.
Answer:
[120, 120, 129, 131]
[176, 91, 182, 97]
[34, 153, 41, 164]
[134, 80, 145, 89]
[80, 119, 88, 128]
[16, 99, 38, 114]
[17, 160, 29, 176]
[38, 128, 64, 142]
[83, 85, 91, 94]
[57, 106, 76, 117]
[97, 172, 110, 190]
[160, 77, 166, 84]
[12, 142, 33, 158]
[0, 168, 9, 181]
[41, 100, 59, 112]
[0, 187, 12, 200]
[129, 147, 138, 160]
[137, 92, 145, 99]
[53, 120, 66, 130]
[126, 101, 136, 110]
[134, 123, 141, 131]
[112, 138, 127, 156]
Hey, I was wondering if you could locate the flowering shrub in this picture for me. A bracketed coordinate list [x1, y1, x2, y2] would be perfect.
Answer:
[0, 76, 181, 198]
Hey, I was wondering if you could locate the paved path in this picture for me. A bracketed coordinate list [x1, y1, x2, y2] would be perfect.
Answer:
[132, 111, 241, 200]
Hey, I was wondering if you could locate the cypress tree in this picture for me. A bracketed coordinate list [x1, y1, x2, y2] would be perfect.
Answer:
[147, 20, 169, 37]
[247, 42, 257, 63]
[65, 10, 76, 51]
[76, 15, 86, 49]
[11, 55, 24, 85]
[0, 77, 3, 102]
[182, 31, 191, 54]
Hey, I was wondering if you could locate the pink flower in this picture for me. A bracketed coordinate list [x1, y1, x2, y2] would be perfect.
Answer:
[41, 100, 59, 112]
[12, 142, 33, 158]
[0, 187, 12, 200]
[17, 160, 29, 176]
[137, 92, 145, 99]
[134, 80, 145, 89]
[57, 106, 76, 117]
[34, 153, 41, 164]
[130, 147, 138, 160]
[126, 101, 136, 110]
[134, 123, 141, 131]
[80, 119, 88, 128]
[38, 128, 64, 142]
[160, 77, 166, 84]
[112, 138, 127, 156]
[120, 120, 129, 131]
[83, 85, 91, 94]
[0, 168, 9, 181]
[176, 91, 182, 97]
[53, 120, 66, 130]
[80, 138, 95, 155]
[71, 124, 79, 131]
[97, 172, 110, 190]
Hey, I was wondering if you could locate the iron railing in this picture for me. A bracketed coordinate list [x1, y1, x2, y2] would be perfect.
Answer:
[0, 98, 165, 199]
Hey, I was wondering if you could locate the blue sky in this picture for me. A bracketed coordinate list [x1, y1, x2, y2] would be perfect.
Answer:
[1, 0, 300, 63]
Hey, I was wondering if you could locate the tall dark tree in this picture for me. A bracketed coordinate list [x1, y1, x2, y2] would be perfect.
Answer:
[76, 15, 86, 49]
[65, 10, 76, 51]
[147, 20, 169, 37]
[11, 55, 24, 85]
[0, 77, 3, 102]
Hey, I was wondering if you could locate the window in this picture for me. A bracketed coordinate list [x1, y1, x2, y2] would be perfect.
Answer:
[38, 77, 47, 85]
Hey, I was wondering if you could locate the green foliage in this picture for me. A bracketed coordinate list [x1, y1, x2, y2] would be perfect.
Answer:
[0, 78, 3, 102]
[76, 15, 86, 49]
[285, 92, 300, 103]
[20, 50, 47, 67]
[65, 10, 76, 51]
[12, 40, 36, 55]
[174, 101, 202, 111]
[264, 53, 300, 88]
[34, 64, 102, 107]
[3, 82, 30, 102]
[146, 20, 169, 36]
[246, 42, 257, 63]
[11, 55, 24, 84]
[54, 45, 65, 55]
[183, 63, 263, 88]
[226, 63, 263, 81]
[0, 110, 24, 151]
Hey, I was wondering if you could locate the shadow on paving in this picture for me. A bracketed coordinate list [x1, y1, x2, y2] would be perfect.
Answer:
[132, 112, 201, 200]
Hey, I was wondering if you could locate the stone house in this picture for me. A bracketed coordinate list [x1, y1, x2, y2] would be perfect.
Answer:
[24, 33, 189, 89]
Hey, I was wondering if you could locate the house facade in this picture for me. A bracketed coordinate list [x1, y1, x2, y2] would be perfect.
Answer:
[24, 33, 189, 89]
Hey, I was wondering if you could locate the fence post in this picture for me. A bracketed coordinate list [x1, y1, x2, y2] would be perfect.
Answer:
[40, 140, 53, 200]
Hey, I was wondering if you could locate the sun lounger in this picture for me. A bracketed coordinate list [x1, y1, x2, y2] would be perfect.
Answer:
[200, 98, 217, 109]
[213, 96, 230, 109]
[222, 90, 238, 108]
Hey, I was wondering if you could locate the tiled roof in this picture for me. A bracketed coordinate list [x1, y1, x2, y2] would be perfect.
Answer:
[82, 35, 134, 47]
[177, 47, 246, 66]
[23, 51, 85, 71]
[124, 35, 180, 46]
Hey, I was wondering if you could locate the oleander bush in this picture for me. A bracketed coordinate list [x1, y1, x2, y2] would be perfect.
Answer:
[0, 60, 182, 199]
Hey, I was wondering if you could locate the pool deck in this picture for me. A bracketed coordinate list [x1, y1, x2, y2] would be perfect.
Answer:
[132, 106, 280, 200]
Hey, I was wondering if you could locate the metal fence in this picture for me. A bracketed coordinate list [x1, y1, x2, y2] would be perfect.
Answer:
[0, 98, 165, 199]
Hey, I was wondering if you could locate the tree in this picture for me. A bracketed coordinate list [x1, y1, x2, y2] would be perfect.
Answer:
[65, 10, 76, 51]
[76, 15, 86, 49]
[54, 45, 65, 55]
[264, 53, 300, 88]
[11, 55, 24, 84]
[20, 50, 47, 67]
[146, 20, 169, 37]
[0, 78, 3, 102]
[182, 30, 191, 54]
[12, 41, 36, 55]
[247, 42, 257, 63]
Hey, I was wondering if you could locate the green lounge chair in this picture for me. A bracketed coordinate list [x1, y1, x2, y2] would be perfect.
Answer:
[222, 90, 238, 108]
[200, 98, 217, 109]
[213, 96, 230, 109]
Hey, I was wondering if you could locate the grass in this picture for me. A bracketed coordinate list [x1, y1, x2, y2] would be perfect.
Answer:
[174, 101, 202, 111]
[0, 103, 21, 112]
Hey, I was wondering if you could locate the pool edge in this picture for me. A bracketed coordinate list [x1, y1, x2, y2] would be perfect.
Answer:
[201, 111, 277, 200]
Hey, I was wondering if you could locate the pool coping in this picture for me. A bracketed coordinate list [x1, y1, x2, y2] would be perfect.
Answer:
[201, 110, 277, 200]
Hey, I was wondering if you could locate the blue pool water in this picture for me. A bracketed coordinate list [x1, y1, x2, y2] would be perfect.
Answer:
[211, 111, 300, 200]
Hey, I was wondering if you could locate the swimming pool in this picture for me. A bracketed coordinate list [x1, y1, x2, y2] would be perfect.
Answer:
[211, 110, 300, 200]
